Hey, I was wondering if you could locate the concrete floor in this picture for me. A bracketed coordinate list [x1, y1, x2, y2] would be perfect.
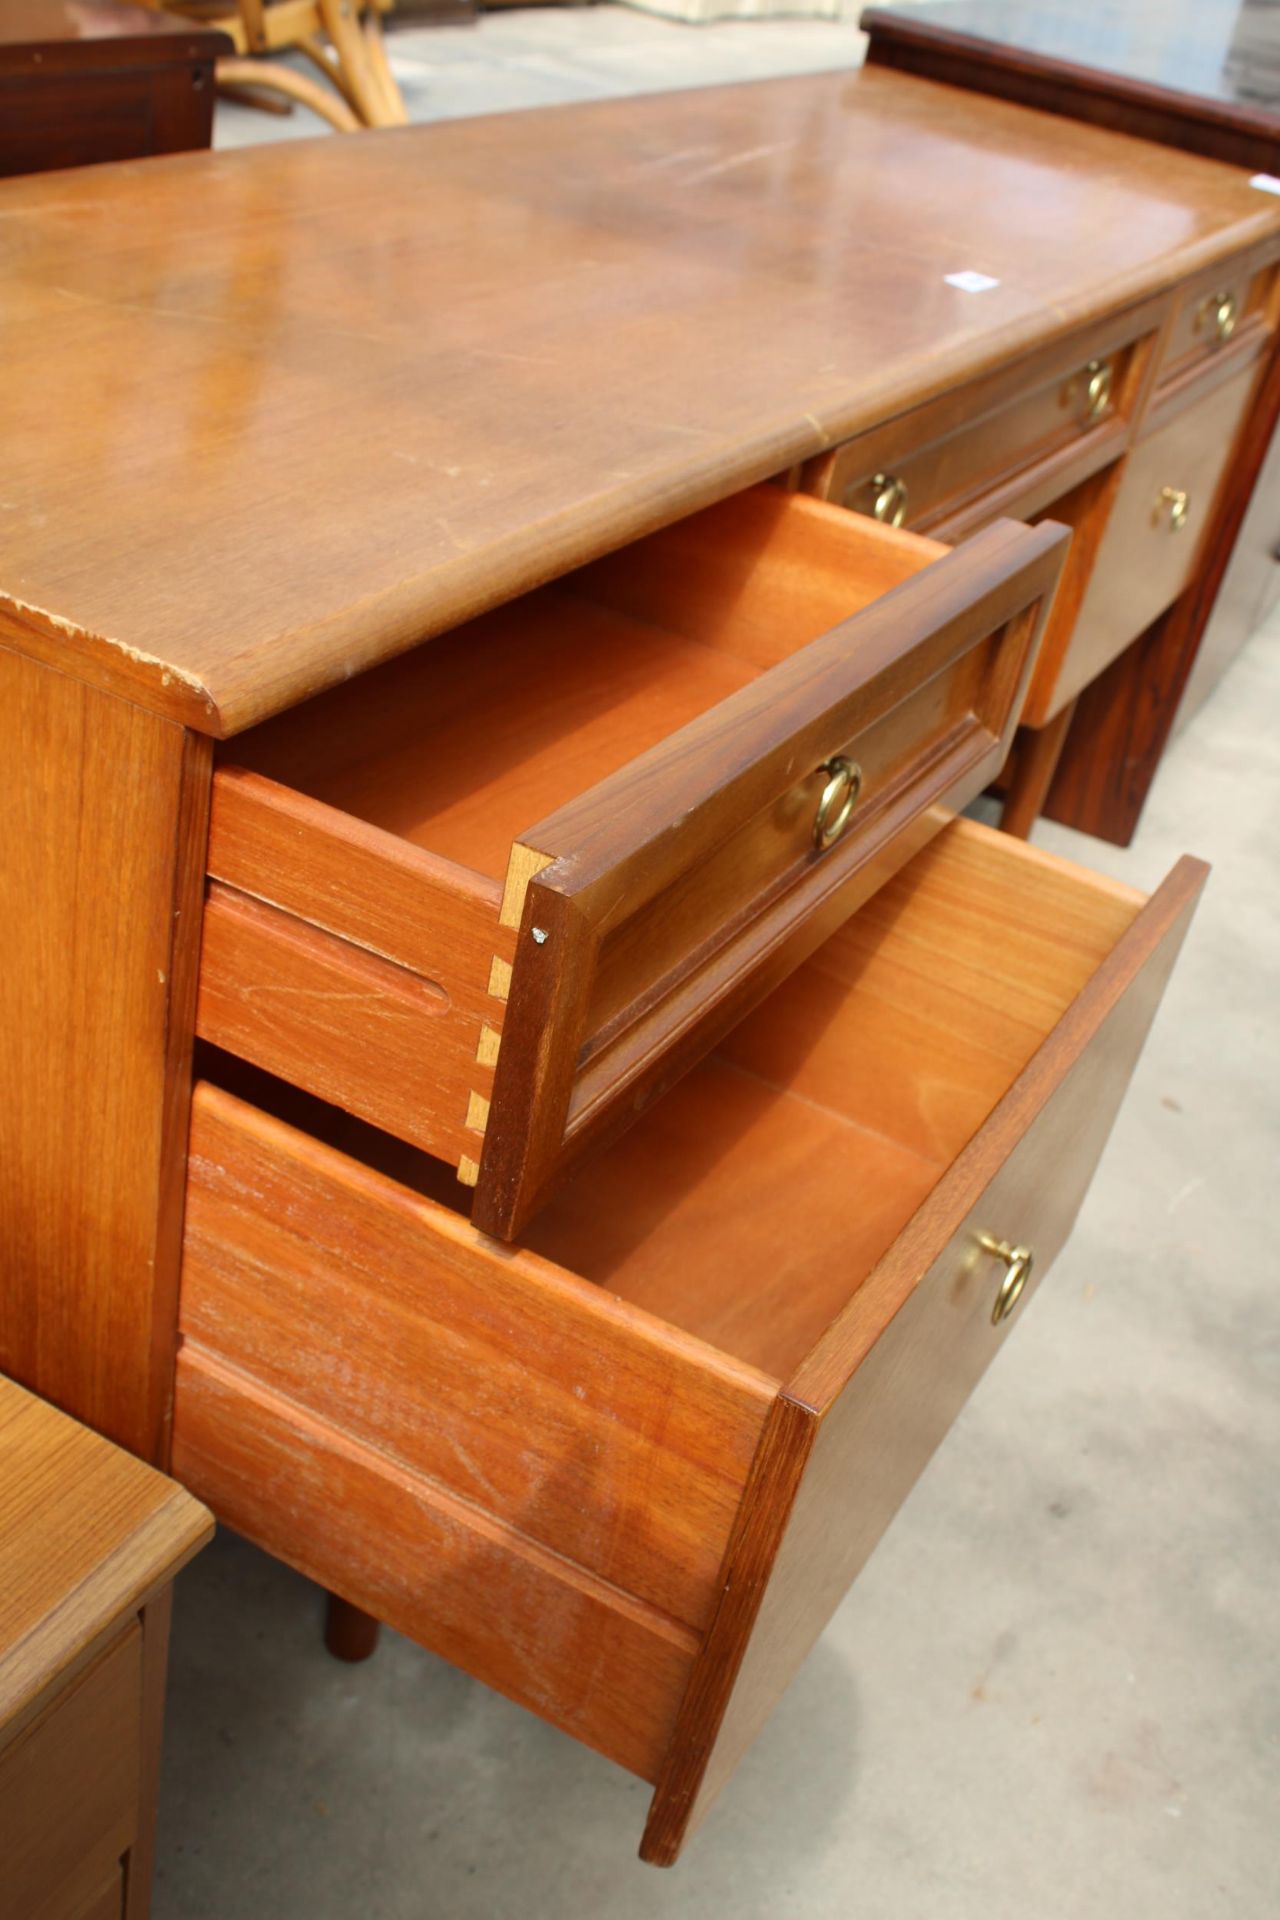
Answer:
[159, 14, 1280, 1915]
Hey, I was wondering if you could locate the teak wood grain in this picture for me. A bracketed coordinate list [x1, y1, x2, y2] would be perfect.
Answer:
[178, 1082, 772, 1633]
[174, 1346, 708, 1781]
[0, 1379, 210, 1737]
[197, 882, 479, 1165]
[170, 820, 1199, 1859]
[0, 1376, 211, 1919]
[639, 848, 1206, 1862]
[0, 1625, 141, 1920]
[205, 490, 1062, 1234]
[1, 68, 1277, 732]
[0, 641, 212, 1462]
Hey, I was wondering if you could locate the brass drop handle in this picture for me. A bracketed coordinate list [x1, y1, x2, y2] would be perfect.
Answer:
[1202, 289, 1238, 343]
[1083, 358, 1112, 422]
[1159, 485, 1190, 533]
[870, 472, 909, 527]
[812, 755, 862, 849]
[978, 1233, 1034, 1325]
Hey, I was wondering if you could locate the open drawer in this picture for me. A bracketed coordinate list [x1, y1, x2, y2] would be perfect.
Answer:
[173, 819, 1205, 1864]
[201, 487, 1067, 1238]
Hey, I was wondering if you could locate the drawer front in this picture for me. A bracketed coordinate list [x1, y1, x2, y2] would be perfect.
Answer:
[640, 841, 1206, 1863]
[0, 1627, 141, 1918]
[174, 1082, 773, 1780]
[1155, 257, 1275, 393]
[1033, 360, 1258, 722]
[468, 510, 1067, 1238]
[801, 311, 1157, 544]
[827, 351, 1125, 537]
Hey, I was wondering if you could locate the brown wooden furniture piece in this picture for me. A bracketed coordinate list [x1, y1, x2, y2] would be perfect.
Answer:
[147, 0, 406, 131]
[0, 73, 1271, 1863]
[862, 0, 1280, 840]
[0, 0, 228, 175]
[0, 1375, 212, 1920]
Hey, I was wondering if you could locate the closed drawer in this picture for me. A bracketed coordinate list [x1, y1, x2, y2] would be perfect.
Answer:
[174, 818, 1205, 1863]
[1026, 358, 1259, 724]
[801, 327, 1144, 543]
[200, 486, 1066, 1239]
[1155, 256, 1276, 394]
[0, 1627, 141, 1919]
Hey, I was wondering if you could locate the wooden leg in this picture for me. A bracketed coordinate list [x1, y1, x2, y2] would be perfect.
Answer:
[325, 1592, 382, 1662]
[317, 0, 401, 127]
[216, 78, 295, 116]
[360, 8, 410, 127]
[0, 643, 211, 1465]
[1000, 700, 1076, 840]
[298, 31, 364, 117]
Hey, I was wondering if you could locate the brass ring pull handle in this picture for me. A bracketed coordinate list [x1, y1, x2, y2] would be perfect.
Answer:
[870, 472, 909, 527]
[978, 1233, 1034, 1325]
[813, 756, 862, 850]
[1159, 485, 1190, 533]
[1083, 358, 1112, 422]
[1202, 290, 1238, 343]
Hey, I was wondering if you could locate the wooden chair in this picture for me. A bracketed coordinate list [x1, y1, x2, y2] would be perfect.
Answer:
[146, 0, 409, 132]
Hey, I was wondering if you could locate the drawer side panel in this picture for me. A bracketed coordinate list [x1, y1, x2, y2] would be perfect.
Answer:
[178, 1085, 771, 1634]
[172, 1348, 695, 1782]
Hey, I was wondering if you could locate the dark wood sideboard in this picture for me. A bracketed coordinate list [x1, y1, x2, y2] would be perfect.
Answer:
[863, 0, 1280, 837]
[0, 0, 229, 176]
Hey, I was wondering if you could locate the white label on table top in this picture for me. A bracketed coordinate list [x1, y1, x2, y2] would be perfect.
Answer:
[1250, 174, 1280, 194]
[944, 270, 1000, 293]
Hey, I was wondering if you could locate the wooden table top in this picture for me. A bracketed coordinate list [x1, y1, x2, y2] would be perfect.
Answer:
[2, 67, 1279, 735]
[0, 1376, 211, 1733]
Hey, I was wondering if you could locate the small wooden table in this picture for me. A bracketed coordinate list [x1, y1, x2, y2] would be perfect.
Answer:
[0, 0, 229, 177]
[0, 74, 1271, 1862]
[0, 1376, 212, 1920]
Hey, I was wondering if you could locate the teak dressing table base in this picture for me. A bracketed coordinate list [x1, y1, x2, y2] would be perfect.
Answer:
[0, 74, 1271, 1860]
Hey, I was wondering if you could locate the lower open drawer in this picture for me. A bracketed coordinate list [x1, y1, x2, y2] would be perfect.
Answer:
[172, 819, 1204, 1864]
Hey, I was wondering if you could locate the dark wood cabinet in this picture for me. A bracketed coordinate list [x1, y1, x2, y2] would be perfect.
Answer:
[0, 0, 228, 176]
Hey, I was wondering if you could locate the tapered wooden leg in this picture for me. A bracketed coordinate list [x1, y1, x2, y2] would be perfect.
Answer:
[324, 1592, 382, 1662]
[1001, 699, 1076, 840]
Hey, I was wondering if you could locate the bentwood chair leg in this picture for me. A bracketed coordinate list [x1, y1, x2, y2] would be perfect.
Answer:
[216, 56, 360, 132]
[317, 0, 405, 128]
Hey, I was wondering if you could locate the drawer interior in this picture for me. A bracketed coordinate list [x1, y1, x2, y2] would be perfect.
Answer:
[207, 484, 1065, 1236]
[227, 487, 944, 888]
[181, 815, 1189, 1819]
[199, 819, 1142, 1383]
